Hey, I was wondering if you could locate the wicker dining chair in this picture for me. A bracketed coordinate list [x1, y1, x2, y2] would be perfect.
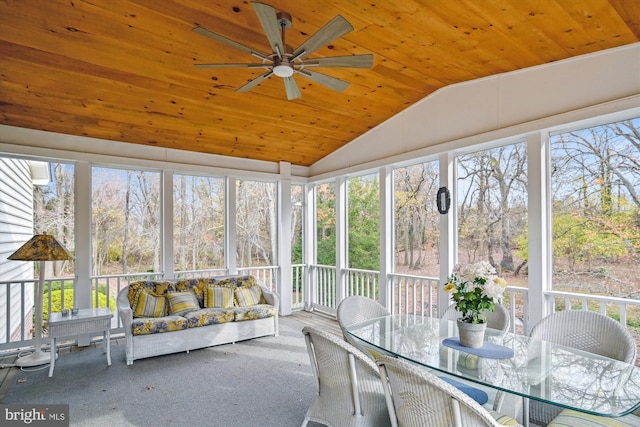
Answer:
[376, 355, 523, 427]
[441, 303, 511, 334]
[337, 295, 391, 358]
[301, 326, 392, 427]
[527, 310, 638, 426]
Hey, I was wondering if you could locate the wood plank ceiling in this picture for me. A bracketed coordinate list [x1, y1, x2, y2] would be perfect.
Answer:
[1, 1, 639, 167]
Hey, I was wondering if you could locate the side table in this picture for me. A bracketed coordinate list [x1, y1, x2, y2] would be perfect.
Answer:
[47, 307, 113, 377]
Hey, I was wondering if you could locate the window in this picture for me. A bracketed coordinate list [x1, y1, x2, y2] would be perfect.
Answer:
[235, 179, 277, 267]
[394, 161, 440, 276]
[291, 184, 304, 265]
[347, 173, 380, 270]
[0, 157, 75, 343]
[457, 142, 528, 287]
[315, 182, 336, 265]
[91, 167, 161, 275]
[34, 162, 76, 275]
[550, 118, 640, 300]
[174, 174, 225, 272]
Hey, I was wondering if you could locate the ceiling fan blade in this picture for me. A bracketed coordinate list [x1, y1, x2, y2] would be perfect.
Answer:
[303, 54, 373, 68]
[252, 2, 285, 59]
[292, 15, 353, 59]
[283, 76, 302, 100]
[296, 69, 350, 93]
[237, 71, 273, 92]
[195, 63, 270, 69]
[193, 27, 269, 61]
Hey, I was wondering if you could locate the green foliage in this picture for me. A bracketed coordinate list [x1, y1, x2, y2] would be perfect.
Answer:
[316, 183, 336, 265]
[552, 212, 629, 269]
[42, 289, 116, 323]
[347, 175, 380, 270]
[448, 284, 495, 323]
[316, 233, 336, 265]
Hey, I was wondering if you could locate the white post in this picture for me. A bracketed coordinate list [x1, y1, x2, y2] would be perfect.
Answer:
[278, 162, 293, 315]
[75, 161, 92, 346]
[379, 166, 394, 310]
[527, 131, 551, 334]
[335, 177, 347, 307]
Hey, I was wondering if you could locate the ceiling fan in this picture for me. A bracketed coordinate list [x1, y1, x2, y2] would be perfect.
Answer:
[193, 2, 373, 100]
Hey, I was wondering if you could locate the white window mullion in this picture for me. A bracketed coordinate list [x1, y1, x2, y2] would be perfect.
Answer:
[227, 177, 237, 274]
[439, 152, 456, 312]
[163, 170, 174, 279]
[304, 183, 316, 311]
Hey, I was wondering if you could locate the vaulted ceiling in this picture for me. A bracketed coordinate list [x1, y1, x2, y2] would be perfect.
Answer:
[1, 1, 638, 166]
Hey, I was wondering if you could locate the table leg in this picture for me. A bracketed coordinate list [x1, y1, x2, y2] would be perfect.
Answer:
[48, 337, 56, 377]
[522, 397, 529, 427]
[105, 330, 111, 366]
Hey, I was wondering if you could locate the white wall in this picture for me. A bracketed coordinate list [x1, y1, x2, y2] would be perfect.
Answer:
[0, 158, 35, 343]
[310, 42, 640, 178]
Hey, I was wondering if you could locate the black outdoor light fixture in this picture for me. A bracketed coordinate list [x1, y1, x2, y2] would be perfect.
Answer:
[436, 187, 451, 214]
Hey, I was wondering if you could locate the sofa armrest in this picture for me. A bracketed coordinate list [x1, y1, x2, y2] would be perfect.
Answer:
[117, 287, 133, 328]
[117, 286, 136, 364]
[260, 285, 279, 309]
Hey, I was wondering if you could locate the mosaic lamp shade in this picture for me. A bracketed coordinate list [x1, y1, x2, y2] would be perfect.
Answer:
[8, 234, 72, 262]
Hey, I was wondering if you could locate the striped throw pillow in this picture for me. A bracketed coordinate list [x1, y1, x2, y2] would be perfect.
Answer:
[234, 286, 263, 307]
[133, 289, 167, 318]
[204, 286, 234, 309]
[166, 292, 199, 316]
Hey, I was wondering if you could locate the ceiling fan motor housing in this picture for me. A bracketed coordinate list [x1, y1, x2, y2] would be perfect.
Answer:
[276, 12, 292, 30]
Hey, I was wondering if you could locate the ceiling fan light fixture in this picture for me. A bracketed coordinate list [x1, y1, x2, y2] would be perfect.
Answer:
[273, 64, 294, 78]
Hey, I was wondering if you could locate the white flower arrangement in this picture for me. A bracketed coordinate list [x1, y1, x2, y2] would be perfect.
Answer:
[444, 261, 507, 324]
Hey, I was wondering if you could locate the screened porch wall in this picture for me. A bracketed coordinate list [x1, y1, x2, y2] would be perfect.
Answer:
[0, 43, 639, 355]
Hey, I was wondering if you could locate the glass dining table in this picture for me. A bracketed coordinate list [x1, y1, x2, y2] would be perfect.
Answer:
[345, 314, 640, 423]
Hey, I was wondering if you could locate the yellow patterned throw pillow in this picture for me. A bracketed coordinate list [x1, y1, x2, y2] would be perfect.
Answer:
[166, 292, 199, 316]
[204, 286, 234, 309]
[133, 289, 167, 318]
[234, 286, 264, 307]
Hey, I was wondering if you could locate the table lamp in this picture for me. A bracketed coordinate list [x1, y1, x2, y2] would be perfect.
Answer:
[8, 234, 72, 367]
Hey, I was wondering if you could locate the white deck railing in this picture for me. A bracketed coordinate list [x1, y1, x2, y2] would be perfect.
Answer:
[291, 264, 305, 310]
[545, 289, 640, 327]
[346, 268, 379, 299]
[1, 268, 637, 354]
[312, 264, 337, 311]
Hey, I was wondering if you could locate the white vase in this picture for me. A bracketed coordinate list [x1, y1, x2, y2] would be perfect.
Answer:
[456, 319, 487, 348]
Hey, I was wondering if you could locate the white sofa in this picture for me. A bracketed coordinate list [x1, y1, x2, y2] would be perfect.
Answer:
[117, 275, 279, 365]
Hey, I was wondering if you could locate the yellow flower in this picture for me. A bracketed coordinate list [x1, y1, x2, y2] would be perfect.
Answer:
[444, 283, 456, 293]
[494, 277, 507, 287]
